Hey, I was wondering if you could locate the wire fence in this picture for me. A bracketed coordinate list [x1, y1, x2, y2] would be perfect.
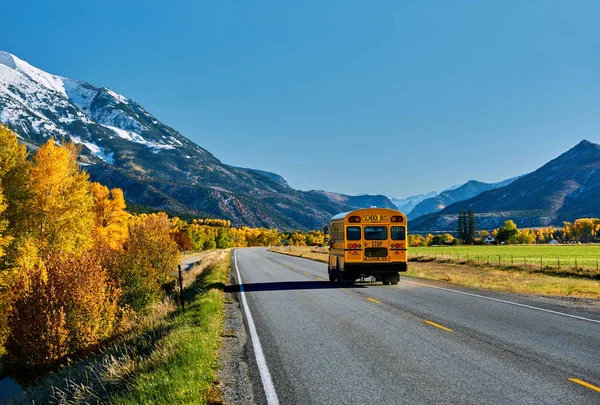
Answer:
[408, 252, 600, 274]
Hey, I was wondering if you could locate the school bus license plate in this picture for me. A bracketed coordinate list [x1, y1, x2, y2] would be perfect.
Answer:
[364, 256, 387, 261]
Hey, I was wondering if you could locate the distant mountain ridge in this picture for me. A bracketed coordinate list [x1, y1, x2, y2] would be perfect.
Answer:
[410, 140, 600, 232]
[407, 177, 520, 219]
[390, 191, 438, 214]
[0, 50, 395, 230]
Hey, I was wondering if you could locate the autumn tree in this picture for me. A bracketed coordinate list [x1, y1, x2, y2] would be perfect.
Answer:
[90, 183, 129, 250]
[25, 139, 94, 256]
[110, 213, 179, 312]
[6, 251, 120, 370]
[290, 231, 307, 246]
[0, 124, 30, 258]
[573, 218, 597, 243]
[516, 228, 536, 244]
[0, 190, 10, 261]
[495, 220, 518, 244]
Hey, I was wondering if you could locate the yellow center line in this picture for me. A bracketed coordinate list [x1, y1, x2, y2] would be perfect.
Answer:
[366, 297, 382, 304]
[303, 272, 309, 275]
[424, 320, 453, 332]
[569, 378, 600, 393]
[317, 277, 323, 280]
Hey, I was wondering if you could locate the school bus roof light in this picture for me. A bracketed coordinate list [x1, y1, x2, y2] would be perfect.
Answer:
[348, 216, 361, 223]
[391, 216, 404, 223]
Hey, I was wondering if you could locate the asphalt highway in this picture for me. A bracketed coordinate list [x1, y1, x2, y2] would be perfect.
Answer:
[230, 248, 600, 404]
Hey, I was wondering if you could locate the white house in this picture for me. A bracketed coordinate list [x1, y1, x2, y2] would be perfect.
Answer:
[484, 235, 495, 244]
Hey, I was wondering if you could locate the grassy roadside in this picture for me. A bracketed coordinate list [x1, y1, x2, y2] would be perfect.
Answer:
[8, 251, 230, 405]
[269, 246, 600, 299]
[108, 252, 229, 405]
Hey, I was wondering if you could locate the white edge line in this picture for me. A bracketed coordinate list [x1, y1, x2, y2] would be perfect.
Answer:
[403, 280, 600, 325]
[234, 250, 280, 405]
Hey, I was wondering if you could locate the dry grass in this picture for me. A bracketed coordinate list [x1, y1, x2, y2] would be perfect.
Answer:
[180, 249, 229, 290]
[269, 246, 328, 262]
[407, 261, 600, 299]
[269, 246, 600, 299]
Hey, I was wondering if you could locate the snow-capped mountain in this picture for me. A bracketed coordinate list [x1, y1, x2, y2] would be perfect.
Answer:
[0, 51, 396, 229]
[0, 50, 211, 164]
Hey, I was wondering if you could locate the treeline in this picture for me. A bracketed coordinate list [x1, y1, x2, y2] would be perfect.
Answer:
[408, 218, 600, 247]
[169, 219, 326, 251]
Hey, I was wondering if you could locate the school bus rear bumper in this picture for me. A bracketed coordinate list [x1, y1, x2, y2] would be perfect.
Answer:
[343, 262, 408, 274]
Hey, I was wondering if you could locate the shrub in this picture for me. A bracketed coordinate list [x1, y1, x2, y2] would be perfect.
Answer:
[5, 252, 120, 371]
[107, 213, 179, 313]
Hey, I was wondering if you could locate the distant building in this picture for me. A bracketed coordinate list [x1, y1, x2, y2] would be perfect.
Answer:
[484, 235, 495, 244]
[548, 239, 559, 245]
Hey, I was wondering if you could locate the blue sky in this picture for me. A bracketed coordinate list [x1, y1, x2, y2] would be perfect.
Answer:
[2, 1, 600, 198]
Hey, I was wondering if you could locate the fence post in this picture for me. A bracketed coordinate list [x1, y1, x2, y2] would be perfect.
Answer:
[540, 257, 543, 269]
[178, 264, 185, 311]
[575, 258, 578, 269]
[511, 255, 513, 265]
[558, 257, 560, 269]
[524, 257, 527, 266]
[597, 258, 598, 271]
[498, 255, 500, 266]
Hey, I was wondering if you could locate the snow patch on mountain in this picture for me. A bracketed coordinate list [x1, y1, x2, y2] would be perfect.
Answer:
[102, 125, 175, 151]
[69, 134, 115, 164]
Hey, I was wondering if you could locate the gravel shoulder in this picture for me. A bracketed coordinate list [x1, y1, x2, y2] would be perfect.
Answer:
[218, 270, 257, 405]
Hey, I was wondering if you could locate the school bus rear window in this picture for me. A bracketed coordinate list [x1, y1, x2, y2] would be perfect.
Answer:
[364, 226, 387, 240]
[346, 226, 361, 240]
[391, 226, 406, 240]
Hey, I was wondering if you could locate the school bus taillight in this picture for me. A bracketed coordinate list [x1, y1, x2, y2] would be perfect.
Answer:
[391, 216, 403, 223]
[348, 216, 361, 223]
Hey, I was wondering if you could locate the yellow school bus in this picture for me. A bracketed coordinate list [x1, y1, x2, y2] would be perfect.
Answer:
[328, 207, 407, 285]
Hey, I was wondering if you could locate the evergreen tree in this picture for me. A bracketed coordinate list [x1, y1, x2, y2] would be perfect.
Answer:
[457, 211, 466, 243]
[467, 209, 476, 244]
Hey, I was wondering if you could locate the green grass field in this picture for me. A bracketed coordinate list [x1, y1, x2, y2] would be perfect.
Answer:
[410, 245, 600, 269]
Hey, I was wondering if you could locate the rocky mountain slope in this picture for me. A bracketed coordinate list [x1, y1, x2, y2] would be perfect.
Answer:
[0, 51, 394, 229]
[410, 140, 600, 232]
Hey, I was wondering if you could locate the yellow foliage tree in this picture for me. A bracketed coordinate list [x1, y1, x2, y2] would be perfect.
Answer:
[90, 183, 129, 250]
[290, 231, 307, 246]
[0, 124, 30, 248]
[0, 189, 10, 260]
[26, 139, 94, 256]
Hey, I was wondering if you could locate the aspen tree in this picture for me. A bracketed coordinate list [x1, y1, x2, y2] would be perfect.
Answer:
[27, 139, 94, 255]
[90, 182, 130, 250]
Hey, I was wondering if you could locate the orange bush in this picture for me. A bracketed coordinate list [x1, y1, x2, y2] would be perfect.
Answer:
[5, 252, 120, 371]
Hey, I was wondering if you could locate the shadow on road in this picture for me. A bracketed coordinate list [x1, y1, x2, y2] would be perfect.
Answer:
[225, 280, 367, 292]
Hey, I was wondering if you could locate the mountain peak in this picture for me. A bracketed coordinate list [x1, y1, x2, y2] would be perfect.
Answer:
[572, 139, 598, 151]
[0, 50, 67, 96]
[0, 51, 17, 70]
